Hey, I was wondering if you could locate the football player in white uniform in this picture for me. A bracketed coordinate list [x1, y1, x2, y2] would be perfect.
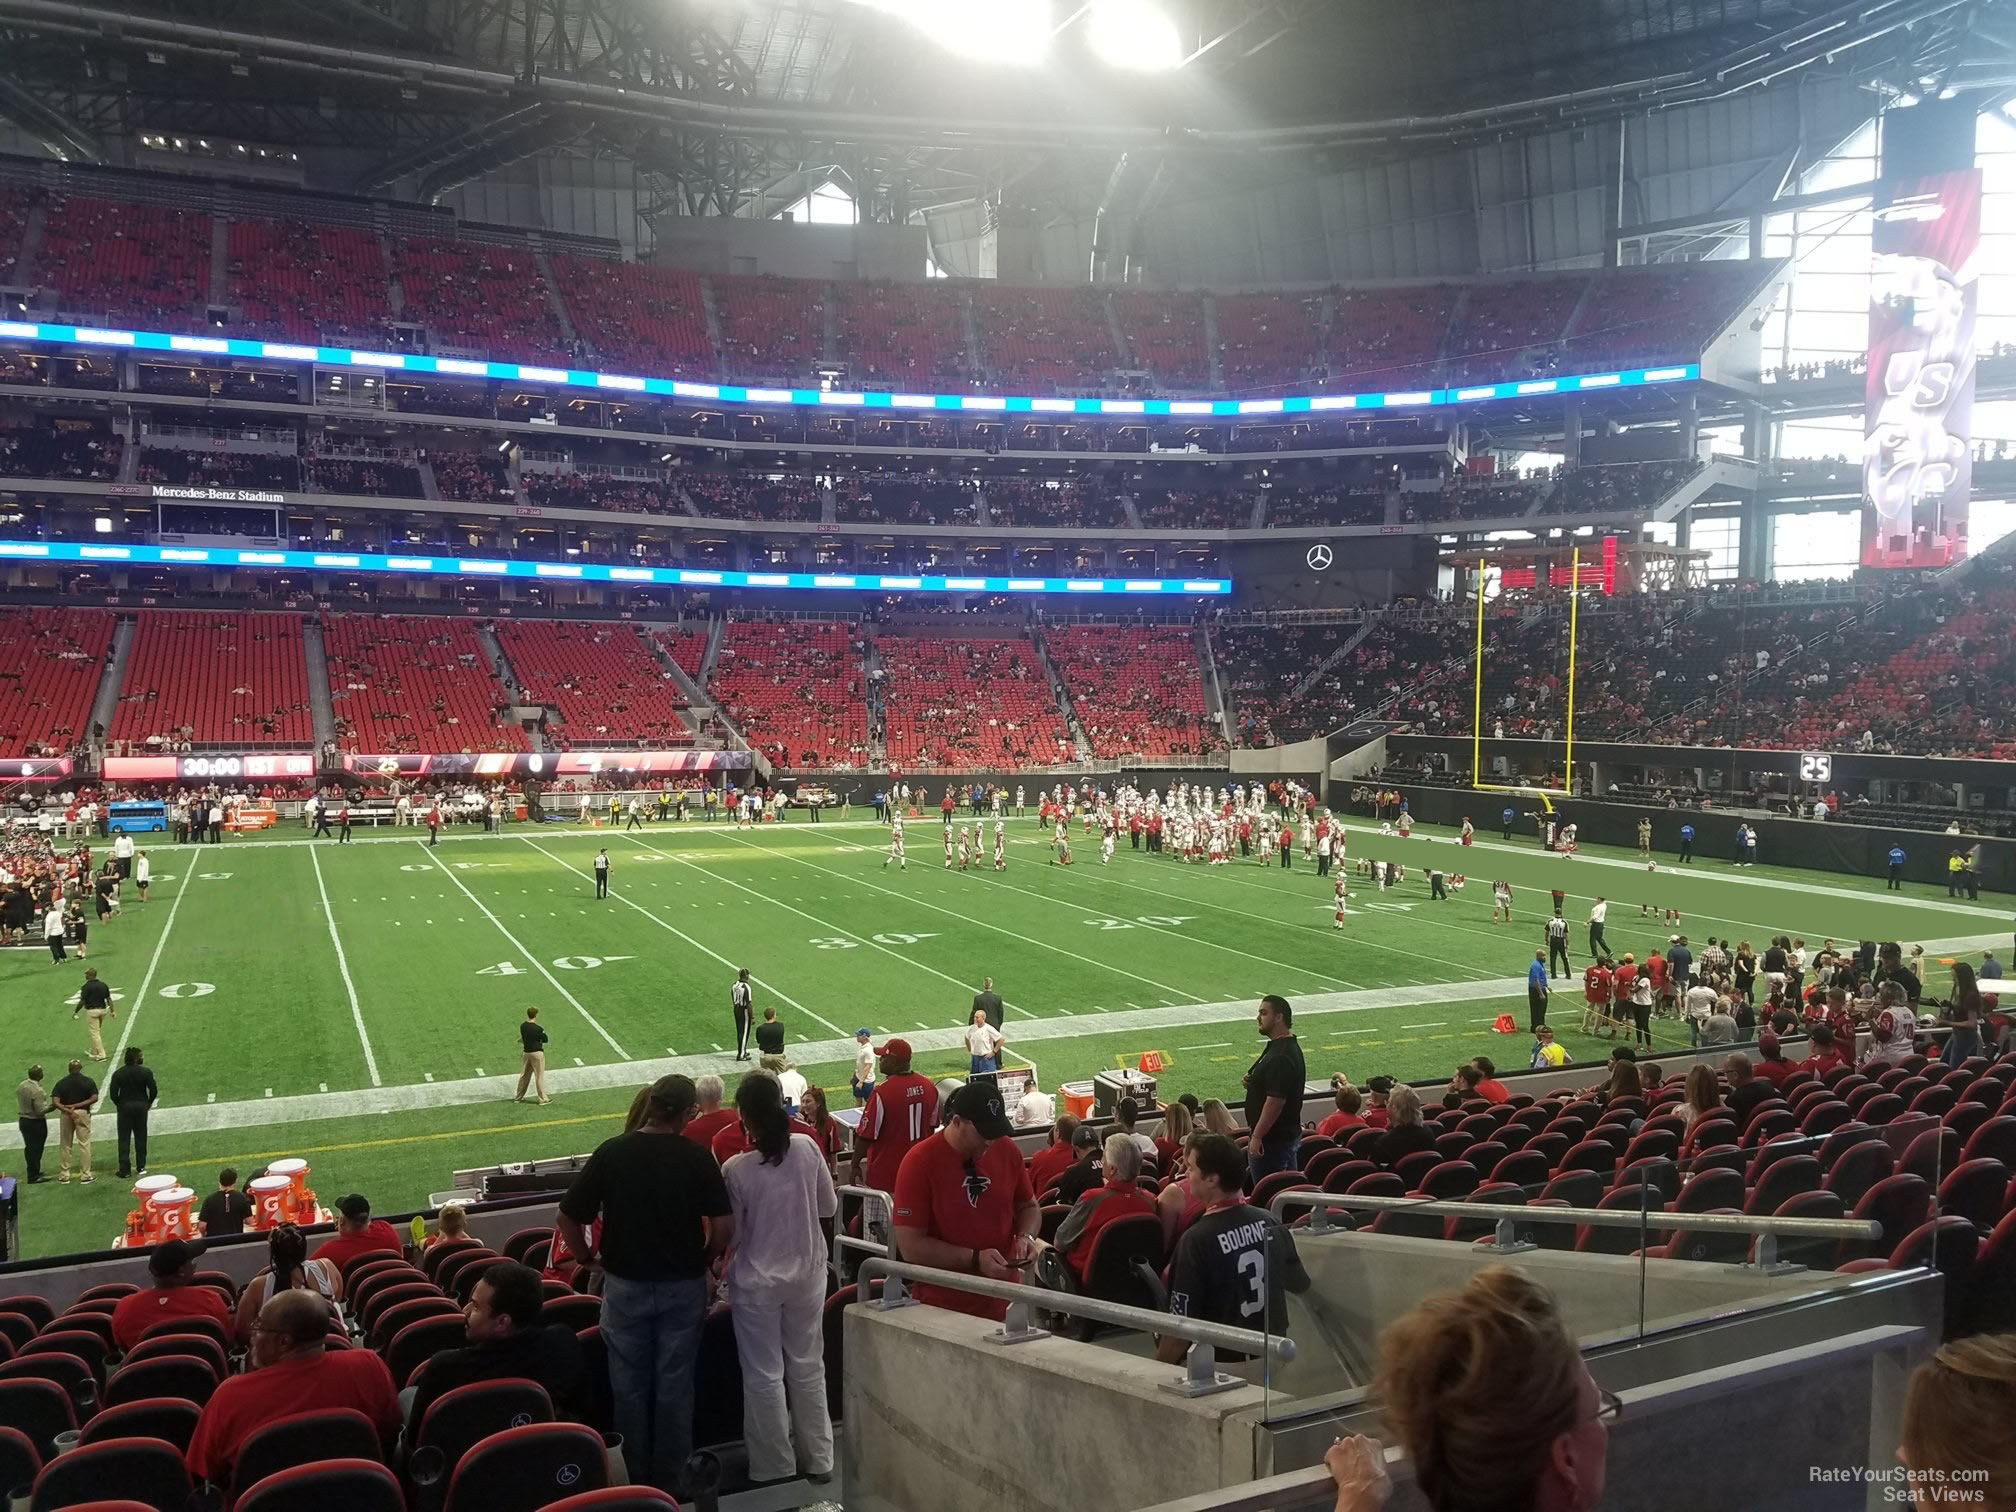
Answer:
[993, 819, 1006, 871]
[884, 815, 907, 871]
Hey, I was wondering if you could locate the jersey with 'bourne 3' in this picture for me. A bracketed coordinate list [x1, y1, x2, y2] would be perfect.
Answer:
[1166, 1203, 1309, 1360]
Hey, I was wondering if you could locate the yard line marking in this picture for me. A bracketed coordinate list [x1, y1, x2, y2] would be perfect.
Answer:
[712, 1043, 725, 1052]
[574, 1057, 585, 1067]
[915, 1021, 931, 1029]
[474, 1068, 485, 1077]
[623, 834, 1034, 1029]
[711, 832, 1206, 1005]
[0, 976, 1537, 1152]
[1336, 1027, 1377, 1035]
[1402, 1021, 1446, 1029]
[876, 1027, 890, 1034]
[112, 867, 198, 1064]
[424, 1074, 435, 1083]
[310, 844, 382, 1087]
[417, 842, 630, 1060]
[1189, 1041, 1232, 1050]
[264, 1088, 272, 1098]
[206, 1093, 215, 1104]
[524, 838, 849, 1041]
[666, 1048, 678, 1057]
[1056, 1008, 1075, 1015]
[319, 1082, 328, 1092]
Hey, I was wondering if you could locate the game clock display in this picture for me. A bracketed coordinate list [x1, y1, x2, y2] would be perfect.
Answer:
[101, 753, 318, 781]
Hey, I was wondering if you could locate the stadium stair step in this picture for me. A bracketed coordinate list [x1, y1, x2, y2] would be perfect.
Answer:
[1030, 627, 1095, 762]
[377, 228, 405, 317]
[1202, 292, 1225, 391]
[12, 197, 47, 287]
[1287, 615, 1381, 702]
[88, 615, 136, 747]
[1195, 623, 1227, 723]
[956, 286, 982, 377]
[301, 617, 338, 750]
[1100, 290, 1128, 371]
[207, 216, 229, 311]
[1120, 491, 1144, 529]
[417, 460, 442, 501]
[641, 625, 712, 739]
[532, 246, 578, 347]
[696, 616, 725, 687]
[698, 277, 728, 377]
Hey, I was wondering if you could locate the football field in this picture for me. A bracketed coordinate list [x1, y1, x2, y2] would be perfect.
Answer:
[5, 809, 2007, 1258]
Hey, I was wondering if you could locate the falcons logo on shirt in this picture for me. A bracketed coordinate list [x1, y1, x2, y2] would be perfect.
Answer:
[962, 1166, 993, 1207]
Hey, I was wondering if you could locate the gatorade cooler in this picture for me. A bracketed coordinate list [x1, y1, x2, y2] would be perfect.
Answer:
[247, 1175, 291, 1231]
[1061, 1080, 1095, 1120]
[131, 1174, 177, 1243]
[268, 1157, 310, 1220]
[149, 1186, 197, 1241]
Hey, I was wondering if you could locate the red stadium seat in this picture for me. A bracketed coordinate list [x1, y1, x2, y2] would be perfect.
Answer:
[77, 1398, 201, 1454]
[442, 1423, 610, 1512]
[27, 1435, 190, 1512]
[231, 1409, 385, 1505]
[234, 1458, 406, 1512]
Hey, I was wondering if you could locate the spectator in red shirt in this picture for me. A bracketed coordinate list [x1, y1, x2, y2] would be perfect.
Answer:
[111, 1238, 231, 1352]
[851, 1039, 939, 1194]
[1316, 1086, 1367, 1138]
[681, 1074, 737, 1152]
[186, 1289, 400, 1487]
[1750, 1031, 1794, 1085]
[311, 1194, 402, 1276]
[1026, 1113, 1082, 1196]
[1451, 1065, 1507, 1105]
[1468, 1057, 1511, 1103]
[1359, 1076, 1394, 1129]
[1797, 1022, 1850, 1079]
[890, 1081, 1036, 1319]
[1052, 1134, 1159, 1282]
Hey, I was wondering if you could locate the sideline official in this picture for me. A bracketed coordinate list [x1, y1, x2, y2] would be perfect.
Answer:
[731, 968, 754, 1061]
[594, 848, 610, 899]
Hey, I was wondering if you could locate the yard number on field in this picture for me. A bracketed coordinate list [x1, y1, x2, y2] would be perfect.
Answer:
[477, 955, 633, 976]
[1083, 915, 1196, 930]
[808, 932, 940, 949]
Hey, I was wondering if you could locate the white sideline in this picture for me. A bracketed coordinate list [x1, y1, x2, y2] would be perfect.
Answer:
[0, 975, 1530, 1150]
[312, 843, 382, 1086]
[414, 841, 631, 1060]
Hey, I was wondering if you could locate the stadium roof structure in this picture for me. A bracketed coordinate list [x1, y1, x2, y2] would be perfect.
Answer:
[0, 0, 1996, 224]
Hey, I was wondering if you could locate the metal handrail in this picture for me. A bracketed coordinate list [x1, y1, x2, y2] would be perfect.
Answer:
[1271, 1190, 1880, 1246]
[831, 1184, 892, 1282]
[855, 1256, 1293, 1393]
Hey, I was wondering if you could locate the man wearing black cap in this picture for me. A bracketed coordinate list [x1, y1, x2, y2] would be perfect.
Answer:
[110, 1237, 232, 1351]
[890, 1080, 1037, 1319]
[311, 1193, 402, 1274]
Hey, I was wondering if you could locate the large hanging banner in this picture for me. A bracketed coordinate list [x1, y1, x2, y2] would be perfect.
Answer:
[1863, 169, 1980, 568]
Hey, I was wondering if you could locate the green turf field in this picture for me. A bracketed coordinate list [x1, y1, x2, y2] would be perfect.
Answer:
[4, 808, 2007, 1258]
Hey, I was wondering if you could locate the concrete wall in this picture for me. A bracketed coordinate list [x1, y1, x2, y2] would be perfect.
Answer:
[842, 1300, 1271, 1512]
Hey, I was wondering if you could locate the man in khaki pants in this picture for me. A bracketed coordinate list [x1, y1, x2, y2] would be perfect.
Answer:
[514, 1007, 550, 1105]
[75, 967, 114, 1060]
[52, 1059, 99, 1183]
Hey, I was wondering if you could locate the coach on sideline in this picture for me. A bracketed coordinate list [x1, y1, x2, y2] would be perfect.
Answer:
[515, 1007, 550, 1105]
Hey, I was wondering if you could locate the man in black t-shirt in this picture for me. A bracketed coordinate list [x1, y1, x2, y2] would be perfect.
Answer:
[1158, 1134, 1309, 1364]
[406, 1260, 586, 1429]
[754, 1006, 785, 1058]
[1048, 1125, 1105, 1204]
[1242, 994, 1307, 1185]
[515, 1007, 549, 1105]
[557, 1074, 731, 1501]
[198, 1168, 253, 1237]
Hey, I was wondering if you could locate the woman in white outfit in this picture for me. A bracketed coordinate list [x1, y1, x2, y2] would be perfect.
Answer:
[721, 1073, 837, 1485]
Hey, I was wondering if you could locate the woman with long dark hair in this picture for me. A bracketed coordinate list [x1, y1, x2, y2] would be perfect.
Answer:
[1941, 961, 1984, 1067]
[798, 1084, 843, 1168]
[722, 1073, 836, 1486]
[233, 1221, 341, 1343]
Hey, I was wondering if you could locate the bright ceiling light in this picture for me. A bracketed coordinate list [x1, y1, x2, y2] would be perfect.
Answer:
[849, 0, 1053, 66]
[1086, 0, 1183, 72]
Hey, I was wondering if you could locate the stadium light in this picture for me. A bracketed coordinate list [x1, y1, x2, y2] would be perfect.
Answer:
[1085, 0, 1183, 71]
[847, 0, 1053, 65]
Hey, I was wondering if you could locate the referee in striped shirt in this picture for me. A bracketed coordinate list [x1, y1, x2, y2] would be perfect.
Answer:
[731, 968, 754, 1061]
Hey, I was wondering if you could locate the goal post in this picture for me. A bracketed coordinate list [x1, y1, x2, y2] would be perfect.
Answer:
[1470, 546, 1582, 798]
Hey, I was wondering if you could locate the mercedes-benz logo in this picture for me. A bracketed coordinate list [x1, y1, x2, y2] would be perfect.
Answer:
[1306, 544, 1334, 571]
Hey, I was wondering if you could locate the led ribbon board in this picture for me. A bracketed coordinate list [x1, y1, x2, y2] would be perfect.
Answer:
[0, 318, 1697, 417]
[0, 539, 1231, 595]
